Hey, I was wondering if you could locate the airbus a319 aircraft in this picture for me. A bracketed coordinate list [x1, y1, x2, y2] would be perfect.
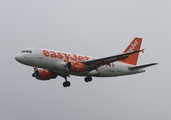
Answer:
[15, 37, 158, 87]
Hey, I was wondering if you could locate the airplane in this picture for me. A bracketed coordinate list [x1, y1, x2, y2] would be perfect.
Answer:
[15, 37, 158, 87]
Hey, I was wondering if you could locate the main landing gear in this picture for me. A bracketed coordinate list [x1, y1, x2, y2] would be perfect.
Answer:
[63, 81, 71, 87]
[61, 75, 92, 87]
[61, 75, 71, 87]
[84, 76, 92, 82]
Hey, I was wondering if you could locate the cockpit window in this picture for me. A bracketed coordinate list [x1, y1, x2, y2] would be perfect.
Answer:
[21, 50, 32, 53]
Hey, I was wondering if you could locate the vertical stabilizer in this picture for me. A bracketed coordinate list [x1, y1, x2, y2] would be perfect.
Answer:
[121, 37, 142, 65]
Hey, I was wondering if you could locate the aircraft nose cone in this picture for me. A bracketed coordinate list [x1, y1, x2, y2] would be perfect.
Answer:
[15, 53, 22, 62]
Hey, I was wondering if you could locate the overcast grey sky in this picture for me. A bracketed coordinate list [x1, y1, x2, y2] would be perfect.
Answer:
[0, 0, 170, 120]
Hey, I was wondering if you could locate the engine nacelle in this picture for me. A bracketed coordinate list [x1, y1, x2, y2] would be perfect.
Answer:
[32, 68, 57, 80]
[66, 61, 85, 72]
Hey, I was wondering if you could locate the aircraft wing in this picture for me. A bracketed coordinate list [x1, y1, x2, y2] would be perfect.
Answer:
[83, 50, 142, 71]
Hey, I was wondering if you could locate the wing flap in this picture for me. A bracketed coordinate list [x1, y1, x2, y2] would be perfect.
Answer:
[128, 63, 158, 70]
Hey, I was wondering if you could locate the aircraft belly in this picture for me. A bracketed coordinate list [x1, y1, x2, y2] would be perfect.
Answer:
[95, 66, 116, 77]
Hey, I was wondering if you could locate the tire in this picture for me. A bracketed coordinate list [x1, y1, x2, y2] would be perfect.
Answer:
[63, 81, 71, 87]
[84, 76, 92, 82]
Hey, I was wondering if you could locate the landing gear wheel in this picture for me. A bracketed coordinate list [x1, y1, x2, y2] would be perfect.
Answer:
[63, 81, 71, 87]
[84, 76, 92, 82]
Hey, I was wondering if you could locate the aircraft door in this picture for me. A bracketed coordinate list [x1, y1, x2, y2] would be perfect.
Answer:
[116, 62, 122, 73]
[37, 48, 43, 59]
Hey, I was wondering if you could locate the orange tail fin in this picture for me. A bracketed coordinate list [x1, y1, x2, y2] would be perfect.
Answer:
[121, 37, 142, 65]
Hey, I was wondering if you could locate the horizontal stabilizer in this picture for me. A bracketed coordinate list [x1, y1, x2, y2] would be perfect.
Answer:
[129, 63, 158, 70]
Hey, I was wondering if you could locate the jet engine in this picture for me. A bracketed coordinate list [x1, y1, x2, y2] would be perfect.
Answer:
[66, 61, 85, 72]
[32, 68, 57, 80]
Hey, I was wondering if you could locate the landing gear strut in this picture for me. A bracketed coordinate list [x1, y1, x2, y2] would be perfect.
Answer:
[84, 76, 92, 82]
[61, 75, 71, 87]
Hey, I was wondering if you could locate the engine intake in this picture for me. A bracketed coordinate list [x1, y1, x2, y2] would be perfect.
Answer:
[66, 61, 85, 72]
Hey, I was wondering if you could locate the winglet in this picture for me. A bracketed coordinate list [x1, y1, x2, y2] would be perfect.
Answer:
[141, 48, 145, 53]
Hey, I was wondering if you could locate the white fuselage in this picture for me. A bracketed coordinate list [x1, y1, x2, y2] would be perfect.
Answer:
[15, 47, 145, 77]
